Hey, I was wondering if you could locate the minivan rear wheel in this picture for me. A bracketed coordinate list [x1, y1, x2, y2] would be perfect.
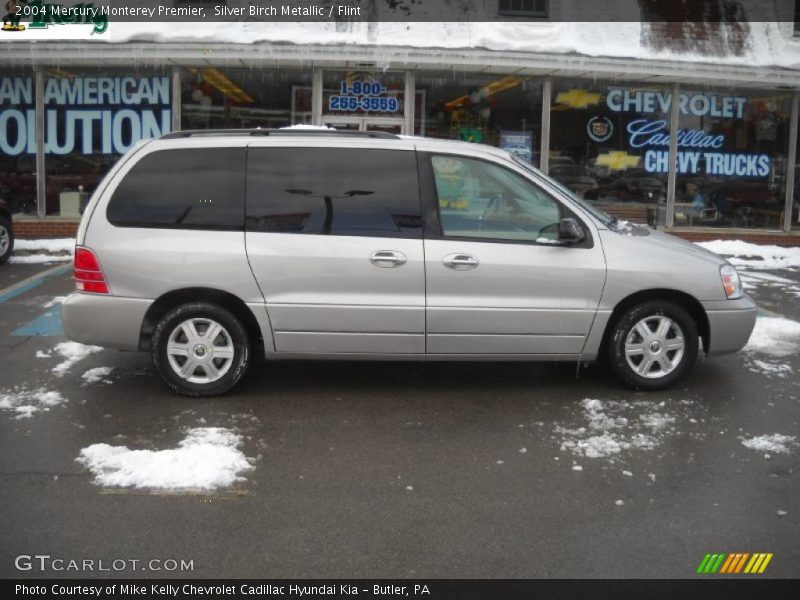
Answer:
[152, 302, 250, 397]
[607, 300, 698, 390]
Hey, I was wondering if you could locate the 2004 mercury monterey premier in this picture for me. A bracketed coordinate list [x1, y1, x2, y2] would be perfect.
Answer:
[62, 129, 757, 396]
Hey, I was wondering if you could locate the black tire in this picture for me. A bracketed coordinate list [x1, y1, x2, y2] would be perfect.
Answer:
[607, 300, 698, 391]
[0, 215, 13, 265]
[152, 302, 250, 397]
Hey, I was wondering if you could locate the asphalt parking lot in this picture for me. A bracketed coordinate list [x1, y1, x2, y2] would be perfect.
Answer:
[1, 255, 798, 579]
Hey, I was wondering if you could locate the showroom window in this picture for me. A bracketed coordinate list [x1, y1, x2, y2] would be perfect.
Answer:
[182, 67, 313, 130]
[0, 70, 36, 215]
[416, 71, 543, 167]
[549, 79, 672, 225]
[43, 68, 172, 216]
[674, 87, 791, 230]
[107, 147, 245, 230]
[246, 147, 422, 237]
[321, 69, 408, 133]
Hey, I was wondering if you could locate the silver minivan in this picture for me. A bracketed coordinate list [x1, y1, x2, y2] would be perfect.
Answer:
[62, 129, 757, 396]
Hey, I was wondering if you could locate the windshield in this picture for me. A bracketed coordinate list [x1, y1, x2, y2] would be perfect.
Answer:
[511, 156, 615, 227]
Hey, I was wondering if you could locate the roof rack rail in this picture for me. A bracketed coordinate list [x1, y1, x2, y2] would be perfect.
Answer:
[160, 129, 401, 140]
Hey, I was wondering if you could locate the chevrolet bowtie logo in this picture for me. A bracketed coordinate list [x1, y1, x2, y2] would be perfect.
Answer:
[595, 151, 640, 171]
[554, 89, 602, 109]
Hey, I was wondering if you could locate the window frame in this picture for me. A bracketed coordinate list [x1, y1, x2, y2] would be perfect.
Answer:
[419, 151, 593, 249]
[105, 146, 246, 231]
[244, 145, 424, 239]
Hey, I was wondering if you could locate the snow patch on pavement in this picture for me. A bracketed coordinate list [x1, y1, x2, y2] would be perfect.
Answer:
[554, 398, 694, 460]
[744, 316, 800, 357]
[76, 427, 254, 490]
[740, 434, 796, 455]
[52, 342, 103, 375]
[0, 388, 66, 419]
[43, 296, 68, 309]
[746, 358, 793, 378]
[82, 367, 114, 384]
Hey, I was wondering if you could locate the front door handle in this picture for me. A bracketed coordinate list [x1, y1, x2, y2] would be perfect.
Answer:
[370, 250, 407, 268]
[443, 253, 479, 271]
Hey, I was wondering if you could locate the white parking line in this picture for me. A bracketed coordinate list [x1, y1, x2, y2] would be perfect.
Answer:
[0, 264, 71, 304]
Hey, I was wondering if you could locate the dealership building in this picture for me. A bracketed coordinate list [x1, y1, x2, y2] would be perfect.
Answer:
[2, 8, 800, 242]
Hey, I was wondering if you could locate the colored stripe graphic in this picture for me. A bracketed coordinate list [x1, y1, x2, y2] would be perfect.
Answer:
[722, 553, 739, 573]
[700, 553, 773, 574]
[719, 553, 735, 573]
[696, 554, 713, 574]
[734, 553, 749, 573]
[697, 553, 727, 574]
[758, 553, 773, 573]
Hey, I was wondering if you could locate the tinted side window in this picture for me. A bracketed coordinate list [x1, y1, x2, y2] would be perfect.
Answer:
[246, 148, 422, 238]
[107, 148, 245, 230]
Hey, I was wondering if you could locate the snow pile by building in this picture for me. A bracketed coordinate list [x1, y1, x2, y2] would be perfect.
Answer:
[0, 387, 66, 419]
[76, 427, 254, 490]
[9, 238, 75, 265]
[696, 240, 800, 270]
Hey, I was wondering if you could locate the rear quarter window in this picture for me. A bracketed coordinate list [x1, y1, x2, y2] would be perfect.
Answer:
[107, 147, 245, 230]
[246, 147, 422, 238]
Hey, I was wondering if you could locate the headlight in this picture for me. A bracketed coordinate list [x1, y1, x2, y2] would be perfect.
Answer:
[720, 264, 743, 299]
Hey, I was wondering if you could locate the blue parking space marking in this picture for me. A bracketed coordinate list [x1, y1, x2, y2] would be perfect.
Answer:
[11, 306, 63, 337]
[0, 264, 71, 304]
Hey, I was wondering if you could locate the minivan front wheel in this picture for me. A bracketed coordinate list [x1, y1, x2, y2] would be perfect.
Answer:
[152, 302, 250, 397]
[608, 300, 698, 390]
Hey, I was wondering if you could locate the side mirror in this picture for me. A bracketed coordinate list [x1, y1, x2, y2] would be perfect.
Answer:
[559, 217, 585, 244]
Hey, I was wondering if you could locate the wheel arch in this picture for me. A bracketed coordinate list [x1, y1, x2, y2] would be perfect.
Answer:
[139, 287, 264, 355]
[599, 289, 710, 357]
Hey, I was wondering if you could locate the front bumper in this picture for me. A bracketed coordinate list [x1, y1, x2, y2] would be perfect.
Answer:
[702, 295, 758, 356]
[61, 293, 152, 351]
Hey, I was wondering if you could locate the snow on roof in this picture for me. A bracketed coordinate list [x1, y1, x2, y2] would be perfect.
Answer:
[8, 21, 800, 71]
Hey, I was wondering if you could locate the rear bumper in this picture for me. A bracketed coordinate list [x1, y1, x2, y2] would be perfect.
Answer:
[61, 293, 151, 351]
[703, 295, 758, 356]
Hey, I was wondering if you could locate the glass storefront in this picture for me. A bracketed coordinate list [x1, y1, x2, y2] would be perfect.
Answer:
[549, 80, 671, 226]
[674, 88, 791, 230]
[321, 69, 407, 133]
[43, 68, 171, 216]
[2, 64, 798, 232]
[0, 70, 36, 214]
[416, 71, 543, 167]
[181, 67, 313, 130]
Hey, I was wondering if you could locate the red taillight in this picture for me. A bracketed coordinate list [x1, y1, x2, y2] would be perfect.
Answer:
[73, 247, 110, 294]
